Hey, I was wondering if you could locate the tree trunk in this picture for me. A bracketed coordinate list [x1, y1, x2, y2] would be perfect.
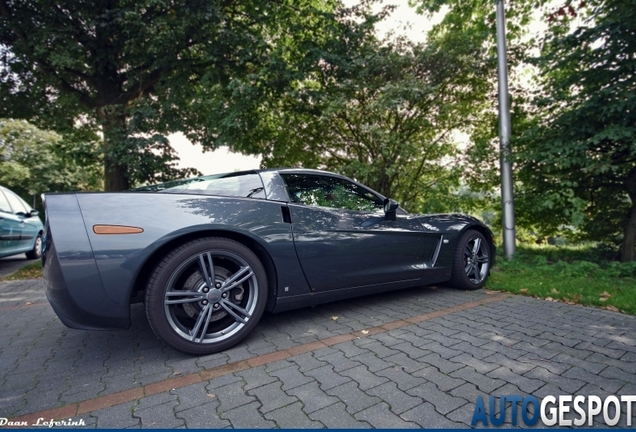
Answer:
[97, 106, 130, 191]
[620, 166, 636, 262]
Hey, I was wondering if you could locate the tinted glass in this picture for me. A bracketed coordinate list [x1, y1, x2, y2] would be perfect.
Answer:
[161, 172, 265, 199]
[0, 190, 12, 213]
[4, 189, 28, 214]
[281, 174, 382, 212]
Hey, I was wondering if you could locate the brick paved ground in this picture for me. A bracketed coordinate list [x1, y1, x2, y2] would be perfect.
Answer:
[1, 278, 635, 428]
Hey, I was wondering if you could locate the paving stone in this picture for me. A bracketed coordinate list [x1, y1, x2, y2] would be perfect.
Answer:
[3, 279, 636, 429]
[367, 381, 422, 415]
[248, 381, 297, 413]
[487, 366, 545, 394]
[264, 359, 294, 373]
[339, 364, 388, 391]
[320, 350, 361, 372]
[206, 373, 242, 390]
[363, 341, 401, 359]
[479, 341, 525, 360]
[304, 364, 351, 391]
[265, 400, 324, 428]
[334, 340, 370, 358]
[171, 382, 214, 413]
[91, 401, 140, 429]
[562, 366, 625, 393]
[524, 365, 585, 394]
[269, 363, 314, 391]
[414, 365, 465, 392]
[288, 352, 328, 373]
[213, 381, 256, 413]
[449, 353, 500, 374]
[404, 401, 471, 428]
[235, 365, 277, 391]
[450, 366, 506, 394]
[133, 400, 184, 428]
[407, 380, 469, 415]
[575, 341, 627, 359]
[286, 380, 339, 414]
[220, 401, 275, 428]
[309, 401, 372, 428]
[375, 365, 426, 391]
[383, 352, 426, 373]
[326, 381, 382, 414]
[350, 352, 393, 373]
[177, 401, 230, 428]
[355, 401, 419, 428]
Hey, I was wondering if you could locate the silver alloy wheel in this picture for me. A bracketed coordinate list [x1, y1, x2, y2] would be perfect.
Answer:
[34, 236, 42, 256]
[163, 250, 259, 345]
[463, 236, 489, 284]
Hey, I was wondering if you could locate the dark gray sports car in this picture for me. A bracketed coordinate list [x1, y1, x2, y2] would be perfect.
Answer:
[43, 168, 494, 355]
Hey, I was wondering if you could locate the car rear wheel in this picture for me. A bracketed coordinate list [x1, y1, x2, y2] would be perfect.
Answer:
[145, 237, 267, 355]
[449, 230, 491, 290]
[26, 234, 42, 259]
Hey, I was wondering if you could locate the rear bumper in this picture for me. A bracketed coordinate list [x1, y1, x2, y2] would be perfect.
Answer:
[42, 194, 130, 330]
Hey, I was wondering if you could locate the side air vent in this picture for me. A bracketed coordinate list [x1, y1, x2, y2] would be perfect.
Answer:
[281, 206, 292, 224]
[431, 235, 443, 266]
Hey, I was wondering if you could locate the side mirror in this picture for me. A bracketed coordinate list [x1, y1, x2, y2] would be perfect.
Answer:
[383, 198, 399, 221]
[29, 209, 39, 217]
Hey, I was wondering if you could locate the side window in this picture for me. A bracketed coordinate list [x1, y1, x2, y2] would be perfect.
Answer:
[0, 190, 12, 214]
[281, 174, 382, 212]
[4, 190, 28, 215]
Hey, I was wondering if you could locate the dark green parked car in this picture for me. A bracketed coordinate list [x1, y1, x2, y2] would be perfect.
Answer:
[0, 185, 43, 259]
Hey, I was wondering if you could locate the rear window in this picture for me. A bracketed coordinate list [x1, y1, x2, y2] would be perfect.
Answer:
[140, 172, 266, 199]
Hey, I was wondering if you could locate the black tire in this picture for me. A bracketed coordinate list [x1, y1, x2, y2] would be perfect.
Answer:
[449, 230, 491, 290]
[145, 237, 268, 355]
[26, 234, 42, 260]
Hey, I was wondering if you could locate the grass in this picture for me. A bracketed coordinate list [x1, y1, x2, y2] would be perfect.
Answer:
[485, 243, 636, 316]
[1, 260, 43, 281]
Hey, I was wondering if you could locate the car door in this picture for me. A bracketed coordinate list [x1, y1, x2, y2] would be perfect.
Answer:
[0, 188, 24, 255]
[2, 188, 38, 252]
[281, 173, 435, 292]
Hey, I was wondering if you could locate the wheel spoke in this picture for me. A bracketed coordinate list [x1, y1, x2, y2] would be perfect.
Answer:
[221, 266, 253, 292]
[465, 262, 474, 276]
[472, 238, 482, 255]
[165, 291, 206, 304]
[475, 255, 489, 264]
[198, 252, 215, 288]
[220, 300, 251, 324]
[190, 304, 213, 343]
[472, 264, 481, 281]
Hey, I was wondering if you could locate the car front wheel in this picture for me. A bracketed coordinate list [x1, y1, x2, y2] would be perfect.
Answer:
[145, 237, 267, 355]
[450, 230, 491, 290]
[26, 234, 42, 260]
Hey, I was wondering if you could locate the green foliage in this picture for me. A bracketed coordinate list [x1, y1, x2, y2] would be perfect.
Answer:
[514, 0, 636, 260]
[0, 0, 350, 190]
[487, 243, 636, 315]
[233, 22, 496, 214]
[0, 119, 101, 208]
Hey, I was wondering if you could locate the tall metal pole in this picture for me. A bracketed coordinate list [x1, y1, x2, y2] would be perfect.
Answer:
[496, 0, 516, 259]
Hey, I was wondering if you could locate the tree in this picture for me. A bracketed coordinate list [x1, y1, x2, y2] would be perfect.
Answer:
[0, 119, 102, 207]
[515, 0, 636, 261]
[0, 0, 347, 190]
[229, 26, 495, 214]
